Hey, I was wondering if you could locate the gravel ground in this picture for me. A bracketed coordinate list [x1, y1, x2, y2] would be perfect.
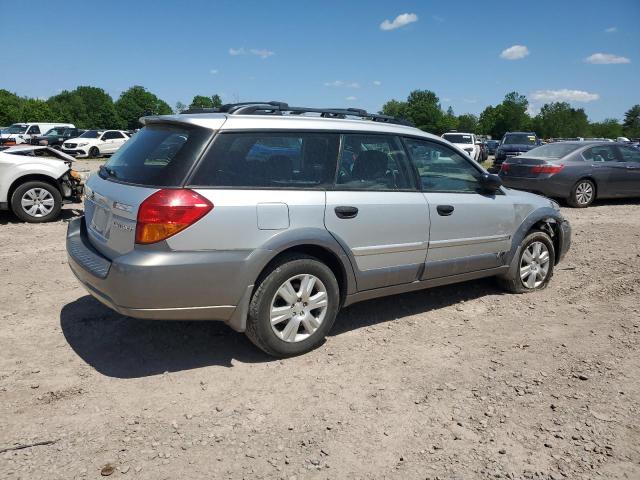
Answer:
[1, 160, 639, 479]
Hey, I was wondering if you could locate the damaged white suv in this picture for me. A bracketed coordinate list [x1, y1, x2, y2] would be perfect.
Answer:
[0, 145, 84, 222]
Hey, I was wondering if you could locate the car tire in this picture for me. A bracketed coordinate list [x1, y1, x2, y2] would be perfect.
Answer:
[89, 146, 100, 158]
[497, 231, 555, 294]
[245, 253, 340, 357]
[567, 178, 595, 208]
[10, 180, 62, 223]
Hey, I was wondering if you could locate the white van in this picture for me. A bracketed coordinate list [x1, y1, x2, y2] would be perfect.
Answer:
[0, 123, 75, 146]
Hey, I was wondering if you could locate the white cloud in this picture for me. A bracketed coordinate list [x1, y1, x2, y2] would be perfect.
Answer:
[531, 89, 600, 102]
[229, 47, 275, 58]
[380, 13, 418, 31]
[584, 53, 630, 64]
[345, 96, 358, 101]
[324, 80, 360, 88]
[500, 45, 530, 60]
[372, 80, 382, 86]
[250, 48, 275, 59]
[605, 26, 617, 33]
[210, 69, 219, 74]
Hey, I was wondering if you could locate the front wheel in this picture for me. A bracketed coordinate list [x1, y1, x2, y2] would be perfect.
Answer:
[88, 146, 100, 158]
[245, 254, 340, 357]
[497, 231, 555, 293]
[10, 181, 62, 223]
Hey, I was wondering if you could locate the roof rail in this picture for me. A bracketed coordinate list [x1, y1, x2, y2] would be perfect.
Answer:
[179, 101, 414, 127]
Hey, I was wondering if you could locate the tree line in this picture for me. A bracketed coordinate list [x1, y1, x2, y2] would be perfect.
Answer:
[382, 90, 640, 140]
[0, 86, 222, 131]
[1, 85, 639, 140]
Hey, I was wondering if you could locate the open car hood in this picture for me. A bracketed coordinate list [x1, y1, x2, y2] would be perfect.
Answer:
[4, 145, 76, 162]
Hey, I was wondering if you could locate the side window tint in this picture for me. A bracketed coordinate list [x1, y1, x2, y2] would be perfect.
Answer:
[404, 137, 482, 193]
[191, 132, 339, 188]
[583, 146, 618, 162]
[619, 146, 640, 163]
[336, 134, 415, 190]
[28, 126, 41, 134]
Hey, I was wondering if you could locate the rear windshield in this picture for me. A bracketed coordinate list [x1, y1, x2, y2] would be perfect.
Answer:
[503, 134, 536, 145]
[189, 132, 340, 188]
[100, 124, 211, 186]
[442, 134, 473, 144]
[525, 143, 582, 159]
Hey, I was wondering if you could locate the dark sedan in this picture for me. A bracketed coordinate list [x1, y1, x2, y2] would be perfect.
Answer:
[499, 142, 640, 207]
[485, 139, 500, 155]
[30, 127, 84, 149]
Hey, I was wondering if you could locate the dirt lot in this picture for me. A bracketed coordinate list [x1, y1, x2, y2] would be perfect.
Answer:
[1, 160, 639, 479]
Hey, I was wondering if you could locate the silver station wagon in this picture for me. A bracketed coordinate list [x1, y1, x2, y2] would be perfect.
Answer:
[66, 102, 571, 357]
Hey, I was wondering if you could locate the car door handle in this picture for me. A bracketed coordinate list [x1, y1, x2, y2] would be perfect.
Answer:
[436, 205, 455, 216]
[334, 206, 358, 219]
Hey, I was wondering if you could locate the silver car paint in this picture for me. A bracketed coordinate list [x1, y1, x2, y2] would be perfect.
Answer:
[68, 113, 569, 331]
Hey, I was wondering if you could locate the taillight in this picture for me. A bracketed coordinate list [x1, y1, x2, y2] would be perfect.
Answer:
[135, 189, 213, 244]
[500, 163, 510, 172]
[531, 164, 564, 174]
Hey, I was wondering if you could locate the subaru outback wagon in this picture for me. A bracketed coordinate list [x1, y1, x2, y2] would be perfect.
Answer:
[66, 102, 571, 357]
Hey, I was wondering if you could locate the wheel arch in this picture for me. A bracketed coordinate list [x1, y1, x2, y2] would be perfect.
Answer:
[8, 173, 62, 204]
[506, 207, 565, 266]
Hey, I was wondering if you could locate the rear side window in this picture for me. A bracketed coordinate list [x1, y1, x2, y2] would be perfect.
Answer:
[101, 124, 211, 186]
[336, 134, 415, 190]
[190, 132, 339, 188]
[583, 145, 618, 162]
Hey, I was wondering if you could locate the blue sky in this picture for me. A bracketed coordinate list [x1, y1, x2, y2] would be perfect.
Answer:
[0, 0, 638, 121]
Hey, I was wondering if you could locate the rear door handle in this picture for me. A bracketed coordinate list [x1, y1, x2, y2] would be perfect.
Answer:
[437, 205, 455, 216]
[334, 206, 358, 219]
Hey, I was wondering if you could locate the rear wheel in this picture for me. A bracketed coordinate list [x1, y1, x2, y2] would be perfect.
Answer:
[89, 146, 100, 158]
[567, 179, 595, 208]
[497, 231, 555, 293]
[245, 254, 340, 357]
[10, 181, 62, 223]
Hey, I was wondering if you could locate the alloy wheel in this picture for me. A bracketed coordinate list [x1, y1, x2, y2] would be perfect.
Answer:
[270, 274, 328, 342]
[520, 241, 551, 289]
[21, 188, 55, 218]
[575, 181, 594, 206]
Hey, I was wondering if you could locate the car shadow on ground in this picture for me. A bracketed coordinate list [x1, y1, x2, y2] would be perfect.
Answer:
[0, 207, 82, 225]
[60, 277, 502, 379]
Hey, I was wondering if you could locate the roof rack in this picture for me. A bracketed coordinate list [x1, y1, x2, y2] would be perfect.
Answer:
[180, 102, 414, 127]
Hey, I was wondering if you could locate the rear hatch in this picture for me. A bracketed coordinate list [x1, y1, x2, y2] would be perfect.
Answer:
[84, 119, 220, 259]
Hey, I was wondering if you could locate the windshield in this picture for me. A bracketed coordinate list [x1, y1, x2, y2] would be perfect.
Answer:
[101, 124, 211, 186]
[487, 140, 499, 146]
[442, 134, 473, 144]
[3, 124, 28, 134]
[503, 134, 537, 145]
[44, 127, 67, 136]
[79, 130, 100, 139]
[525, 143, 582, 159]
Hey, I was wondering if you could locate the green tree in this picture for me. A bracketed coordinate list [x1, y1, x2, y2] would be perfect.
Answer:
[47, 86, 121, 129]
[438, 106, 458, 133]
[491, 92, 531, 139]
[175, 101, 187, 113]
[19, 99, 53, 122]
[115, 86, 172, 129]
[382, 90, 444, 133]
[456, 113, 478, 133]
[478, 105, 498, 136]
[533, 102, 589, 138]
[0, 90, 23, 125]
[589, 119, 623, 139]
[622, 105, 640, 138]
[380, 99, 408, 119]
[189, 94, 224, 109]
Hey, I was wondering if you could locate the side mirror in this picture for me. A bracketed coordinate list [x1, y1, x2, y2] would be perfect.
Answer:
[479, 173, 502, 193]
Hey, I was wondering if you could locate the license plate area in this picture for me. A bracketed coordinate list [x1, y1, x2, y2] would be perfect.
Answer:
[89, 200, 112, 239]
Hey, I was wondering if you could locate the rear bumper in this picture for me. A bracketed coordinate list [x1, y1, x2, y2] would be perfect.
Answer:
[66, 217, 260, 327]
[501, 176, 569, 199]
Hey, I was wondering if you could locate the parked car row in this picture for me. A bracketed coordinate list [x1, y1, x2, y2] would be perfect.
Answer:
[0, 122, 75, 147]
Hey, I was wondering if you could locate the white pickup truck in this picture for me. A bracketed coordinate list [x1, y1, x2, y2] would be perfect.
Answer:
[0, 145, 85, 222]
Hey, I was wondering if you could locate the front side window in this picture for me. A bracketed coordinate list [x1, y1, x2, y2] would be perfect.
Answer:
[583, 145, 619, 162]
[190, 132, 339, 188]
[27, 126, 40, 134]
[336, 134, 414, 190]
[101, 124, 211, 186]
[404, 137, 482, 193]
[619, 146, 640, 163]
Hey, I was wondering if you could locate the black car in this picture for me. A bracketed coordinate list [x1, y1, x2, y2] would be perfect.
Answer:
[485, 140, 500, 155]
[30, 127, 85, 149]
[494, 132, 541, 167]
[499, 141, 640, 207]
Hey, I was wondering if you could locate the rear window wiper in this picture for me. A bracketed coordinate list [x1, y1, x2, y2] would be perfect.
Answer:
[99, 165, 117, 178]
